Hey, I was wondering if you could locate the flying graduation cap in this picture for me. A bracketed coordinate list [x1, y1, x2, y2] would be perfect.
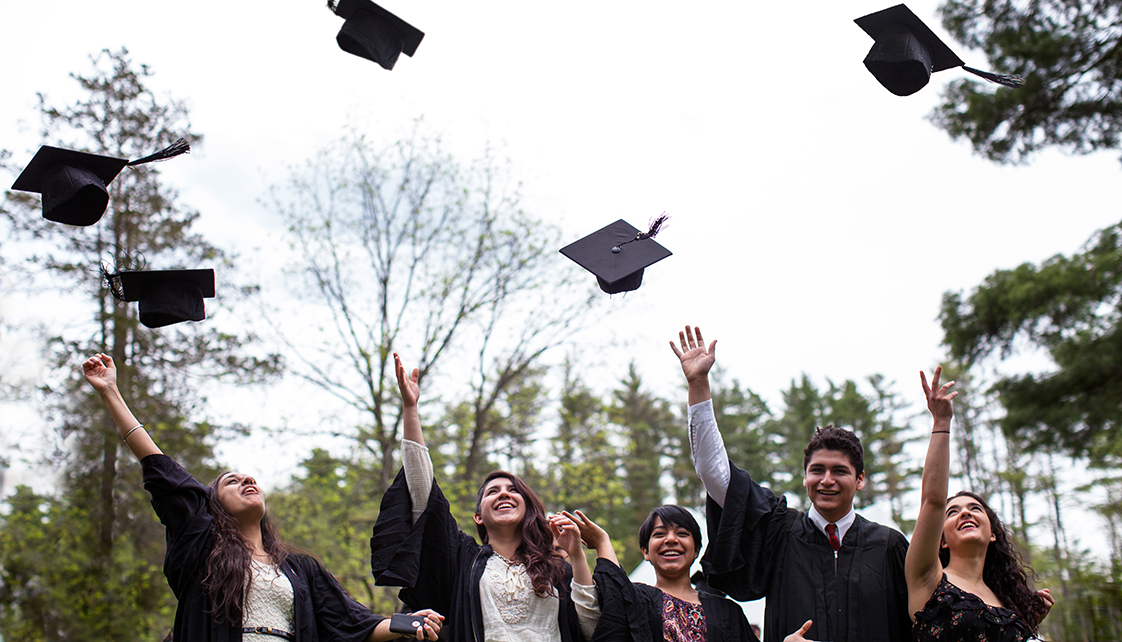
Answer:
[855, 4, 1024, 96]
[560, 215, 672, 294]
[10, 139, 190, 226]
[330, 0, 424, 70]
[104, 267, 215, 329]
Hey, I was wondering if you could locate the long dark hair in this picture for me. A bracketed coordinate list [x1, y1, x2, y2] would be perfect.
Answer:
[203, 473, 293, 625]
[939, 491, 1046, 636]
[474, 471, 565, 598]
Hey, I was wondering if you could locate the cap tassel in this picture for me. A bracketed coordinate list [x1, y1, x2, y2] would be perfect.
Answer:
[962, 66, 1024, 89]
[637, 212, 670, 240]
[127, 138, 191, 167]
[326, 0, 339, 13]
[101, 262, 127, 302]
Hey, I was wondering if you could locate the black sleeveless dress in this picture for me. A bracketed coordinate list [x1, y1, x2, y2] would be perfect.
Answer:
[912, 575, 1027, 642]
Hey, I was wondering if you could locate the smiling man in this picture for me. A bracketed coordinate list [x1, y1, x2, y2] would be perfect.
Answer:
[670, 326, 911, 642]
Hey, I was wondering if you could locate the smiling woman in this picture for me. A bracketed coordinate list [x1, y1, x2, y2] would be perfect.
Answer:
[369, 353, 603, 642]
[82, 352, 444, 642]
[584, 505, 759, 642]
[905, 367, 1054, 642]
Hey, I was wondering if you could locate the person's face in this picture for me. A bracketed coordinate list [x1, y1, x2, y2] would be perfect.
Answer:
[803, 449, 864, 523]
[642, 516, 698, 581]
[942, 495, 996, 552]
[474, 477, 525, 531]
[216, 472, 265, 522]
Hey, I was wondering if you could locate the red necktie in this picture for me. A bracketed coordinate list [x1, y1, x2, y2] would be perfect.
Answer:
[826, 523, 840, 552]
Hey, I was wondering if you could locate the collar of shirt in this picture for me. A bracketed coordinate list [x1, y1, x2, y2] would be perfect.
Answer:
[808, 505, 856, 544]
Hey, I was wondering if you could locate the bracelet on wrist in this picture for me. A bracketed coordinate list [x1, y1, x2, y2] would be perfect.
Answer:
[122, 424, 144, 441]
[931, 429, 950, 434]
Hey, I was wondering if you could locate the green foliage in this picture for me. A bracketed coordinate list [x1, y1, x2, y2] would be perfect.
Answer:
[0, 48, 276, 641]
[940, 221, 1122, 464]
[933, 0, 1122, 163]
[608, 363, 678, 570]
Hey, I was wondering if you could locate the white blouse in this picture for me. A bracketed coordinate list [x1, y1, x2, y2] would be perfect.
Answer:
[242, 559, 296, 641]
[401, 439, 600, 641]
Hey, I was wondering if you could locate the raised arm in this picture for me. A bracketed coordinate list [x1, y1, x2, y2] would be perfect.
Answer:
[670, 325, 732, 506]
[906, 366, 957, 618]
[395, 353, 434, 523]
[82, 353, 162, 461]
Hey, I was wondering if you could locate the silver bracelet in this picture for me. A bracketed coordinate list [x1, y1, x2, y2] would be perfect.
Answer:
[122, 424, 144, 441]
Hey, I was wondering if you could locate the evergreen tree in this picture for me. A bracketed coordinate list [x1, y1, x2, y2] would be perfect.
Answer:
[0, 48, 277, 640]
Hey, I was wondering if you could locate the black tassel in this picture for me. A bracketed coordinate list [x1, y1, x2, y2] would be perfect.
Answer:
[101, 262, 127, 302]
[327, 0, 339, 12]
[127, 138, 191, 167]
[962, 66, 1024, 88]
[637, 212, 670, 240]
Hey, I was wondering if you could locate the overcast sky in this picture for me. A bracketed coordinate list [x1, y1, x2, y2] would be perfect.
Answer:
[2, 1, 1119, 554]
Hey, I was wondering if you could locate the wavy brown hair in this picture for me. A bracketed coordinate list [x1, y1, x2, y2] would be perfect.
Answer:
[203, 473, 293, 625]
[474, 471, 565, 598]
[939, 491, 1046, 637]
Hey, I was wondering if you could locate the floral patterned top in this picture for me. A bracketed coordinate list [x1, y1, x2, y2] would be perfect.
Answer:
[662, 592, 706, 642]
[913, 575, 1027, 642]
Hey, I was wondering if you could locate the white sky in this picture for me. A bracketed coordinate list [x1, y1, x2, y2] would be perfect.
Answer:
[2, 1, 1119, 556]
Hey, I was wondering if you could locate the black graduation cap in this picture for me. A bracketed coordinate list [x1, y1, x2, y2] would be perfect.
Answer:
[855, 4, 1023, 96]
[331, 0, 424, 70]
[559, 215, 672, 294]
[10, 139, 190, 226]
[105, 268, 215, 329]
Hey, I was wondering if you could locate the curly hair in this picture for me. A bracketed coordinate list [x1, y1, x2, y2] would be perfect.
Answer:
[939, 491, 1046, 637]
[203, 472, 293, 625]
[474, 471, 565, 598]
[803, 425, 865, 474]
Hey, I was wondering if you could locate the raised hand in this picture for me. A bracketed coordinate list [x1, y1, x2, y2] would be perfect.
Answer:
[563, 509, 620, 566]
[394, 353, 420, 407]
[82, 353, 117, 393]
[549, 512, 584, 559]
[669, 325, 716, 384]
[920, 366, 957, 422]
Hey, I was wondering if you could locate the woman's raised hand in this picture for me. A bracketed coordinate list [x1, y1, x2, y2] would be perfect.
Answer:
[920, 366, 957, 422]
[82, 353, 117, 393]
[394, 353, 420, 407]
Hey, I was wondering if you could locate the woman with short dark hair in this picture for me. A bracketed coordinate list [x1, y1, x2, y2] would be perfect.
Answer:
[581, 506, 758, 642]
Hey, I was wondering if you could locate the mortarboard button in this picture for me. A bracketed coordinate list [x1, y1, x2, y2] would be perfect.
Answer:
[331, 0, 424, 70]
[559, 216, 672, 295]
[10, 139, 190, 226]
[855, 4, 1023, 96]
[107, 268, 216, 329]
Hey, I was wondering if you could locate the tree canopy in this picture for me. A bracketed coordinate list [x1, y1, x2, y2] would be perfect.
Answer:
[933, 0, 1122, 163]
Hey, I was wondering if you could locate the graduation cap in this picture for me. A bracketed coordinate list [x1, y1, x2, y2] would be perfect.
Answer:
[855, 4, 1023, 96]
[330, 0, 424, 70]
[559, 215, 672, 294]
[10, 139, 190, 226]
[104, 268, 215, 329]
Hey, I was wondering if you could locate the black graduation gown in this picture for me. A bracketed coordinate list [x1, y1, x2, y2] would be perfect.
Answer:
[591, 558, 759, 642]
[370, 468, 585, 642]
[142, 454, 386, 642]
[701, 461, 911, 642]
